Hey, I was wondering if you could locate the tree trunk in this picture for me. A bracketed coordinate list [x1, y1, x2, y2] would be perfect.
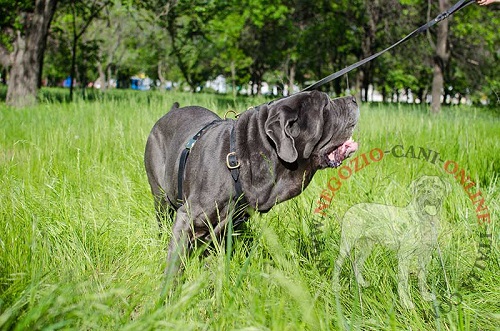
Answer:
[69, 0, 78, 101]
[107, 65, 113, 88]
[359, 0, 378, 102]
[381, 80, 387, 102]
[287, 62, 296, 96]
[230, 61, 237, 98]
[157, 60, 166, 92]
[67, 0, 111, 99]
[431, 0, 450, 114]
[5, 0, 58, 108]
[355, 71, 363, 103]
[97, 60, 106, 91]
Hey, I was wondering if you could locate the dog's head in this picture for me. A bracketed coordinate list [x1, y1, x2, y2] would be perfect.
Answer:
[263, 90, 359, 168]
[411, 176, 450, 216]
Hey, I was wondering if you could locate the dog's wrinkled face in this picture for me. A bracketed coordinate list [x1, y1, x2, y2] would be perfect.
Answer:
[412, 176, 450, 216]
[264, 90, 359, 168]
[316, 94, 359, 168]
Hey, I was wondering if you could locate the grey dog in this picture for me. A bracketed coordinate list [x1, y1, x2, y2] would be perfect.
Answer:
[145, 91, 359, 270]
[333, 175, 450, 309]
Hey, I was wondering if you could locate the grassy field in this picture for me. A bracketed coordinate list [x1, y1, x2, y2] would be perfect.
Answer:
[0, 89, 499, 330]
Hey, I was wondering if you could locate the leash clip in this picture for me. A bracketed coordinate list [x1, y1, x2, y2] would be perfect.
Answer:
[435, 12, 449, 22]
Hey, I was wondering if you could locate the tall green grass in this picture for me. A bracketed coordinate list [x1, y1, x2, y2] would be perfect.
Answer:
[0, 90, 499, 330]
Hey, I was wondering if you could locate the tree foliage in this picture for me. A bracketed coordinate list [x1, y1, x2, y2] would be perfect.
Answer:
[1, 0, 499, 105]
[0, 0, 58, 107]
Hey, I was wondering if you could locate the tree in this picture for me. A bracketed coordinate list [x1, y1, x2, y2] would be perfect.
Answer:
[445, 4, 500, 105]
[238, 0, 291, 95]
[373, 0, 432, 103]
[0, 0, 58, 107]
[430, 0, 451, 113]
[62, 0, 111, 99]
[4, 0, 497, 105]
[86, 1, 137, 90]
[208, 6, 252, 97]
[165, 1, 220, 91]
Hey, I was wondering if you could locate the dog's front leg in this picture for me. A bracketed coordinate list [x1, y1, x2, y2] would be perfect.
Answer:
[397, 253, 415, 309]
[165, 206, 192, 275]
[417, 253, 435, 301]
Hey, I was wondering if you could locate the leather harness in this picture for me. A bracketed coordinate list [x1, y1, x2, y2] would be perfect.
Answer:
[176, 119, 249, 229]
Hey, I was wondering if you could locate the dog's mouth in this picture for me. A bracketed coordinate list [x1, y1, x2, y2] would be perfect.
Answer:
[419, 196, 442, 216]
[325, 138, 358, 167]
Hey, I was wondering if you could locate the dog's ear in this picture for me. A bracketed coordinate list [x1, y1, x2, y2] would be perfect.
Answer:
[441, 178, 451, 196]
[265, 105, 299, 163]
[411, 176, 450, 196]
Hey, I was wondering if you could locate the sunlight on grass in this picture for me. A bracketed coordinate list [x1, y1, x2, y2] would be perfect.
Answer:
[1, 91, 499, 330]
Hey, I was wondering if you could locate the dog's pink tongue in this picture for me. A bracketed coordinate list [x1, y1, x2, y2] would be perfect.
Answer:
[328, 139, 358, 166]
[341, 139, 358, 158]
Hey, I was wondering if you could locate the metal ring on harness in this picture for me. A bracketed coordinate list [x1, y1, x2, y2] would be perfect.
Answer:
[226, 152, 240, 169]
[224, 110, 239, 120]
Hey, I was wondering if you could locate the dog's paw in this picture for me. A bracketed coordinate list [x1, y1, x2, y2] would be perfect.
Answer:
[358, 280, 370, 288]
[332, 279, 342, 293]
[421, 291, 436, 301]
[401, 298, 415, 310]
[355, 276, 370, 288]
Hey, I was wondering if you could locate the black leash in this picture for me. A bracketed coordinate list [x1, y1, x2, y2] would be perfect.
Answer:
[302, 0, 476, 92]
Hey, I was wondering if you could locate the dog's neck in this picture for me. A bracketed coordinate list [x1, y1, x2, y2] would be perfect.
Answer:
[234, 107, 315, 212]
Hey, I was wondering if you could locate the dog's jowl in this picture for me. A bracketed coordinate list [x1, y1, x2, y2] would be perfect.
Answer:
[144, 91, 359, 271]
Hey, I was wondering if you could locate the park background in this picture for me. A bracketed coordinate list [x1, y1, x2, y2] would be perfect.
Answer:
[0, 0, 499, 109]
[1, 0, 499, 330]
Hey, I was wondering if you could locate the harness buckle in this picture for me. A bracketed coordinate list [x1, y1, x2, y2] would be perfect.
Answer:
[185, 137, 197, 149]
[226, 152, 240, 169]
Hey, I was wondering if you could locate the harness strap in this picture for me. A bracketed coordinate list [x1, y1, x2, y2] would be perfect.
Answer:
[227, 126, 249, 229]
[302, 0, 475, 92]
[176, 120, 249, 229]
[177, 120, 220, 206]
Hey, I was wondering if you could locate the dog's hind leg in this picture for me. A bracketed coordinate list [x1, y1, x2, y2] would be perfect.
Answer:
[397, 252, 414, 309]
[154, 195, 175, 235]
[353, 239, 374, 287]
[165, 207, 192, 276]
[333, 237, 351, 291]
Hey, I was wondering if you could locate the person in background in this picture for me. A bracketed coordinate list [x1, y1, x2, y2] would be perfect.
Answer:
[477, 0, 499, 5]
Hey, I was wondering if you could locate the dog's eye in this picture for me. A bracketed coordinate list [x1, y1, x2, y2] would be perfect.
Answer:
[346, 123, 356, 131]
